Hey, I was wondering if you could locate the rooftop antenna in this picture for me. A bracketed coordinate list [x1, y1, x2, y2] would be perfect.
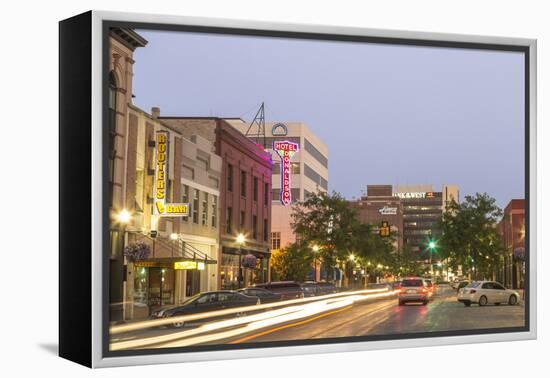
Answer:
[245, 102, 266, 148]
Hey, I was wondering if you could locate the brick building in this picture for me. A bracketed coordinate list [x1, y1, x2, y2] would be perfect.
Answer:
[349, 185, 404, 251]
[498, 199, 526, 289]
[159, 116, 273, 289]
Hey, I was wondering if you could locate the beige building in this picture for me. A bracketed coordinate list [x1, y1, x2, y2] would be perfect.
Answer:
[108, 28, 147, 322]
[229, 121, 329, 254]
[122, 106, 222, 320]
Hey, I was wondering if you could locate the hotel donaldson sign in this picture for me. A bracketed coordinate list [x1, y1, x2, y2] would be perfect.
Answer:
[273, 140, 299, 206]
[154, 131, 190, 217]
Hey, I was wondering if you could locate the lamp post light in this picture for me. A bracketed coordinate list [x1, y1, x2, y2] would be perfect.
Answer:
[312, 244, 320, 282]
[428, 240, 436, 277]
[348, 254, 355, 289]
[236, 233, 245, 288]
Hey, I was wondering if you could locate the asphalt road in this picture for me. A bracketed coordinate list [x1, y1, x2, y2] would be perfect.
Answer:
[226, 287, 525, 344]
[110, 287, 525, 350]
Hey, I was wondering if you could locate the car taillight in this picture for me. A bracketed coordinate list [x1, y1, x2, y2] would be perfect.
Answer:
[421, 288, 428, 293]
[470, 289, 477, 294]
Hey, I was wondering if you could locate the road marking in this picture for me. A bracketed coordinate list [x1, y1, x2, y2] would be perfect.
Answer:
[229, 305, 354, 344]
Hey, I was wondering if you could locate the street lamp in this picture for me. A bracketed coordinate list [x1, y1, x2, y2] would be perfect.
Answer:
[116, 209, 131, 224]
[312, 245, 320, 282]
[428, 239, 436, 277]
[169, 233, 178, 240]
[348, 254, 355, 289]
[236, 233, 246, 288]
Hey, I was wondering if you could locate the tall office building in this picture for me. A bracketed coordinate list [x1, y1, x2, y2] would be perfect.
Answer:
[395, 184, 459, 256]
[229, 121, 329, 251]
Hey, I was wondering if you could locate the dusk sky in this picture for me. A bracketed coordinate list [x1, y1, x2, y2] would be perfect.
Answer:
[133, 29, 525, 208]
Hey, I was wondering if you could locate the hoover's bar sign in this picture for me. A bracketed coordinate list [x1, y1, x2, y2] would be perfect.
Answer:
[273, 140, 299, 206]
[154, 130, 190, 217]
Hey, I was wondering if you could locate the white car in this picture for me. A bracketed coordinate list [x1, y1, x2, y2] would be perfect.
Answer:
[457, 281, 520, 307]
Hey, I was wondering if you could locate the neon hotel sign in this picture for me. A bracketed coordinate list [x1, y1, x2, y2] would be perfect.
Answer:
[273, 140, 299, 206]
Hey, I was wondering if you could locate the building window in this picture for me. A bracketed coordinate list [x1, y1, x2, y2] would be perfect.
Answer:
[253, 177, 258, 202]
[240, 211, 245, 229]
[202, 193, 208, 226]
[304, 163, 328, 190]
[226, 207, 232, 234]
[253, 215, 258, 239]
[227, 164, 233, 192]
[272, 188, 281, 201]
[182, 185, 189, 222]
[193, 189, 199, 224]
[241, 170, 247, 197]
[209, 176, 219, 189]
[211, 195, 217, 227]
[263, 218, 268, 242]
[196, 156, 209, 170]
[291, 188, 300, 202]
[272, 162, 299, 175]
[271, 232, 281, 250]
[304, 138, 328, 168]
[264, 183, 269, 206]
[182, 165, 194, 180]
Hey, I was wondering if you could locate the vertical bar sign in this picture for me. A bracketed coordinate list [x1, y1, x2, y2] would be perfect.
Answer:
[273, 140, 299, 206]
[154, 130, 190, 217]
[154, 130, 168, 215]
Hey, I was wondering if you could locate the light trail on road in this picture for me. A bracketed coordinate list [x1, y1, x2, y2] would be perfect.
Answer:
[110, 289, 396, 351]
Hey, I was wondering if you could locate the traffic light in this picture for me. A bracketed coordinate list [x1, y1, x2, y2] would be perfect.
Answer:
[379, 221, 390, 237]
[428, 240, 436, 249]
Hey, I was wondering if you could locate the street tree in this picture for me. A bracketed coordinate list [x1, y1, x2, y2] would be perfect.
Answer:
[439, 192, 504, 280]
[270, 243, 314, 282]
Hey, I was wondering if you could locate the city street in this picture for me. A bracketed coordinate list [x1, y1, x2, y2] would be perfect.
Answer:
[110, 287, 525, 350]
[225, 287, 525, 344]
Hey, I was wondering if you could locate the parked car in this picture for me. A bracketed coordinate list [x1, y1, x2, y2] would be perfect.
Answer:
[455, 281, 470, 292]
[253, 281, 305, 300]
[397, 277, 430, 306]
[457, 281, 520, 307]
[151, 290, 260, 327]
[301, 282, 322, 297]
[316, 282, 338, 295]
[237, 287, 282, 303]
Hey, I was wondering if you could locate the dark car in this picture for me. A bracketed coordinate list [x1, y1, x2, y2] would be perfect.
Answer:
[237, 287, 282, 303]
[253, 281, 305, 300]
[316, 282, 338, 295]
[151, 290, 260, 327]
[301, 282, 322, 297]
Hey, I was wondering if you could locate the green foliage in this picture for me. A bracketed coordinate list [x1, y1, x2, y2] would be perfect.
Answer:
[290, 190, 408, 278]
[439, 192, 504, 280]
[270, 243, 314, 282]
